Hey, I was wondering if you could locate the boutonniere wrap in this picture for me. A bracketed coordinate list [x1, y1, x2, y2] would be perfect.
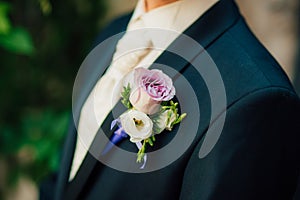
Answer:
[105, 68, 187, 168]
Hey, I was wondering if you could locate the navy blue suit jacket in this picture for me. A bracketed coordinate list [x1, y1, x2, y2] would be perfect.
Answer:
[42, 0, 300, 199]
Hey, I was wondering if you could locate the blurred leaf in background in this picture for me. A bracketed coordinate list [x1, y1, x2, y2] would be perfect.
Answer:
[0, 27, 35, 55]
[0, 1, 35, 55]
[0, 1, 11, 33]
[0, 0, 107, 198]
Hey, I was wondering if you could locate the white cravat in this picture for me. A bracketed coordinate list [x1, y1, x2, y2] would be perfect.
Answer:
[69, 0, 219, 181]
[69, 17, 152, 180]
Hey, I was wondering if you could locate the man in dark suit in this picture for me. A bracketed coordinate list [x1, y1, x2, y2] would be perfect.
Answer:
[43, 0, 300, 199]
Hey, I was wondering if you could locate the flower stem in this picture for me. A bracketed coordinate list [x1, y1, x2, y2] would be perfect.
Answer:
[137, 140, 146, 163]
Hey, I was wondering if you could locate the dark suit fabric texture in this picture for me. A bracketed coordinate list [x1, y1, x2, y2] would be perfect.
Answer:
[44, 0, 300, 200]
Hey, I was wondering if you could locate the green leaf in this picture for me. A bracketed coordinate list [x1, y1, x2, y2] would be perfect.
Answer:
[0, 2, 11, 34]
[0, 27, 35, 55]
[152, 135, 156, 142]
[38, 0, 52, 16]
[121, 83, 132, 109]
[146, 137, 154, 146]
[175, 113, 187, 124]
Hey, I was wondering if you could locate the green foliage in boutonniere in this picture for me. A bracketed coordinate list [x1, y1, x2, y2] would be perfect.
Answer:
[115, 68, 187, 167]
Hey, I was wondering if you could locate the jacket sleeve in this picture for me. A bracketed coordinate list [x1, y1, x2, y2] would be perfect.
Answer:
[179, 87, 300, 200]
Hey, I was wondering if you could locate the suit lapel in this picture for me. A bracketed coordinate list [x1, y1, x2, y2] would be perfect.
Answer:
[64, 0, 240, 198]
[55, 15, 131, 200]
[54, 119, 77, 200]
[64, 112, 115, 199]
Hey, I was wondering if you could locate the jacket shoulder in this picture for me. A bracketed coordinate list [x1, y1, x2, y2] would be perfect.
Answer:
[206, 17, 296, 105]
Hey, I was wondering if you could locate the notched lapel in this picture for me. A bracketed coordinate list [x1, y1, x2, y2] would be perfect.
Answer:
[64, 109, 115, 199]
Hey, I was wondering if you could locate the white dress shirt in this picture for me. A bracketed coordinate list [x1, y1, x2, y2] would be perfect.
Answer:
[69, 0, 218, 181]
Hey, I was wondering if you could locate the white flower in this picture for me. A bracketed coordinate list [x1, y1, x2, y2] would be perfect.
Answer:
[156, 109, 177, 133]
[120, 110, 153, 143]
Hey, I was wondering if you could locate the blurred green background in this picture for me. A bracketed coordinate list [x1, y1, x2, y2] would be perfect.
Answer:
[0, 0, 107, 199]
[0, 0, 299, 199]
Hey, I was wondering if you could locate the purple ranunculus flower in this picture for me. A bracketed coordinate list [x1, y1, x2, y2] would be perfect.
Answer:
[129, 68, 175, 114]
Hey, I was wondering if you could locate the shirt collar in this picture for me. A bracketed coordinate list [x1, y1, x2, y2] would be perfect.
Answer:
[127, 0, 219, 48]
[128, 0, 182, 30]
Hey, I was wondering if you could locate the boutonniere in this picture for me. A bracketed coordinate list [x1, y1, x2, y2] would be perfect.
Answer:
[105, 68, 187, 168]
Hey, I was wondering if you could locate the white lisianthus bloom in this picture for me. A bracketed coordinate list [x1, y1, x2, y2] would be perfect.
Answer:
[156, 109, 177, 133]
[120, 110, 153, 143]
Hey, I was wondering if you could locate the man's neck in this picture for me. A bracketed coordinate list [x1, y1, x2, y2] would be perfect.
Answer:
[144, 0, 179, 12]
